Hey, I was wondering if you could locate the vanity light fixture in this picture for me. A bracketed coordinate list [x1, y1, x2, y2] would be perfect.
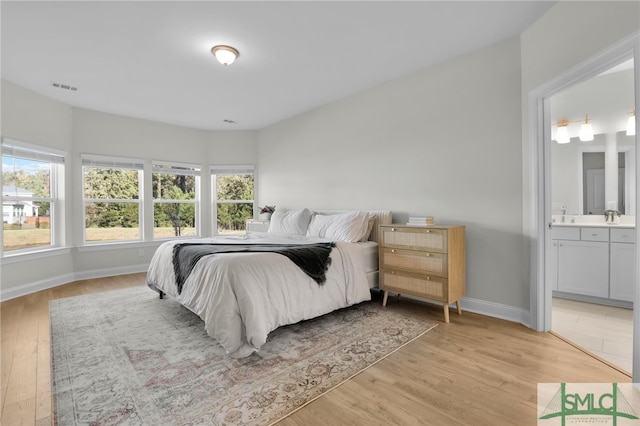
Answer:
[627, 107, 636, 136]
[579, 114, 594, 142]
[211, 45, 239, 66]
[555, 119, 570, 144]
[554, 114, 595, 143]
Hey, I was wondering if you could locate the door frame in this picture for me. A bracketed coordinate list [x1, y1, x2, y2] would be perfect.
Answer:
[528, 32, 640, 381]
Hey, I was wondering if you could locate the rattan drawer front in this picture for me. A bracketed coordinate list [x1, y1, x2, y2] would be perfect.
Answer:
[381, 248, 447, 277]
[382, 227, 447, 252]
[381, 270, 447, 301]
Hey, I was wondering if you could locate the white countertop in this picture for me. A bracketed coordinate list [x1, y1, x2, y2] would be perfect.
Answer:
[552, 214, 635, 229]
[552, 222, 635, 229]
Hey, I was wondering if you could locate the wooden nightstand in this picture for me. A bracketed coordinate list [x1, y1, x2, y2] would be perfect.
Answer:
[246, 219, 270, 233]
[379, 224, 466, 323]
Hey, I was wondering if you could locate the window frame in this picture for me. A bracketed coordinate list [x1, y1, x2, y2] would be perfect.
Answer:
[152, 160, 201, 240]
[211, 165, 255, 235]
[1, 138, 65, 256]
[81, 154, 144, 244]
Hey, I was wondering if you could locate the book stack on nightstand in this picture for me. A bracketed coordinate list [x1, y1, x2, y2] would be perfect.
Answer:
[406, 216, 435, 226]
[245, 219, 270, 233]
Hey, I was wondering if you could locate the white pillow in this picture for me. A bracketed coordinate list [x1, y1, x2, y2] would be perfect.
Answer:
[359, 215, 376, 242]
[306, 211, 371, 242]
[267, 208, 313, 235]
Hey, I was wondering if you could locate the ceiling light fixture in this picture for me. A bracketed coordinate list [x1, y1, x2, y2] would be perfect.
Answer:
[627, 107, 636, 136]
[555, 119, 570, 144]
[579, 114, 594, 142]
[211, 45, 239, 66]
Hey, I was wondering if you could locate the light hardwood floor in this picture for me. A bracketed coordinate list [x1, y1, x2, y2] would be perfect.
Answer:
[1, 274, 632, 426]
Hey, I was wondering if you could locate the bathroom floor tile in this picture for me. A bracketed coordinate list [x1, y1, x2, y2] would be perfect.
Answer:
[552, 297, 632, 374]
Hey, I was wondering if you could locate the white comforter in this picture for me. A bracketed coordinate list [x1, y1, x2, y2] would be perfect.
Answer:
[145, 233, 372, 357]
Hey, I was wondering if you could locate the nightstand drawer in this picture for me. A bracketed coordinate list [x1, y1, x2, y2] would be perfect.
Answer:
[381, 269, 447, 302]
[380, 248, 447, 277]
[381, 227, 448, 253]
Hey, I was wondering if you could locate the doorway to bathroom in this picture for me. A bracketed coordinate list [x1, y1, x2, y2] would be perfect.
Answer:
[543, 49, 637, 376]
[548, 58, 635, 374]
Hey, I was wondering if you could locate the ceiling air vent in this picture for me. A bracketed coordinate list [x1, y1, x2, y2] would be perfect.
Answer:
[51, 82, 78, 91]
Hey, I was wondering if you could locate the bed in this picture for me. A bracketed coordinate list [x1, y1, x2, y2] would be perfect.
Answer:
[146, 209, 392, 358]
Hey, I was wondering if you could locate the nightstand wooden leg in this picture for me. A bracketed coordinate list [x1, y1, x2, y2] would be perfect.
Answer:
[382, 290, 389, 307]
[456, 300, 462, 315]
[443, 303, 450, 323]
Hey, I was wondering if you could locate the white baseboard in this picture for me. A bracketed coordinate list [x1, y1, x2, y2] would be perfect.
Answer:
[72, 264, 148, 282]
[1, 272, 77, 302]
[379, 291, 531, 327]
[1, 264, 148, 302]
[460, 296, 531, 327]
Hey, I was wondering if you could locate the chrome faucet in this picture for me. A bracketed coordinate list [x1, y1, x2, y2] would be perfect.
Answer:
[604, 209, 621, 223]
[560, 206, 566, 223]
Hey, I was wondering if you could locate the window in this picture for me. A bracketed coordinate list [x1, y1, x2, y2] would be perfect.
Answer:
[212, 165, 254, 235]
[82, 155, 143, 243]
[152, 161, 199, 239]
[1, 139, 64, 253]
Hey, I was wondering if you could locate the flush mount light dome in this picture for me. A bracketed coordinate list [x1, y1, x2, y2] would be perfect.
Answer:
[211, 45, 239, 66]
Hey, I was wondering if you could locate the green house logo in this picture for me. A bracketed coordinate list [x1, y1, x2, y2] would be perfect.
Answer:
[539, 383, 639, 425]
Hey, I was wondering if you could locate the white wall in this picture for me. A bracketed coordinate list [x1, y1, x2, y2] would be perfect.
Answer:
[259, 37, 528, 313]
[0, 81, 259, 297]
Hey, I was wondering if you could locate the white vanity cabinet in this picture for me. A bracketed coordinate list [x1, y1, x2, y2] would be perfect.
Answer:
[610, 228, 636, 302]
[554, 227, 609, 298]
[557, 240, 609, 297]
[551, 225, 636, 304]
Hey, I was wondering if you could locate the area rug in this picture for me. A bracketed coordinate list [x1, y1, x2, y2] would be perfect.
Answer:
[51, 286, 436, 426]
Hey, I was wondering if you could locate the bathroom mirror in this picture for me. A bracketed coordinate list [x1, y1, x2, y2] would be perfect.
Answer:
[550, 60, 636, 216]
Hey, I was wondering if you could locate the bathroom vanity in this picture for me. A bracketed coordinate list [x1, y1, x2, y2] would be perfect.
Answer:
[551, 219, 635, 306]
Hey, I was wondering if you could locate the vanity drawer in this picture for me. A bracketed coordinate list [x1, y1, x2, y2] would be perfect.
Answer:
[581, 227, 609, 242]
[380, 226, 447, 253]
[380, 248, 447, 277]
[610, 228, 636, 244]
[551, 227, 580, 240]
[380, 269, 447, 302]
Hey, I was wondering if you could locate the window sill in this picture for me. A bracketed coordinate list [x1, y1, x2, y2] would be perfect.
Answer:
[76, 240, 162, 252]
[1, 247, 72, 264]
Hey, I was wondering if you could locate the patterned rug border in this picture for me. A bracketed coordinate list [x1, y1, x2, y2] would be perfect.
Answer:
[50, 286, 437, 426]
[269, 321, 436, 425]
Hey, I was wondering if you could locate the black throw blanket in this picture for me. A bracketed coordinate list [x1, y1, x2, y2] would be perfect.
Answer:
[172, 242, 336, 294]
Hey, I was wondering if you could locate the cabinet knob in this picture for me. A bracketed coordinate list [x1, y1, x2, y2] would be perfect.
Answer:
[391, 228, 396, 231]
[391, 249, 395, 253]
[425, 253, 431, 257]
[425, 230, 431, 233]
[426, 276, 431, 281]
[391, 271, 395, 274]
